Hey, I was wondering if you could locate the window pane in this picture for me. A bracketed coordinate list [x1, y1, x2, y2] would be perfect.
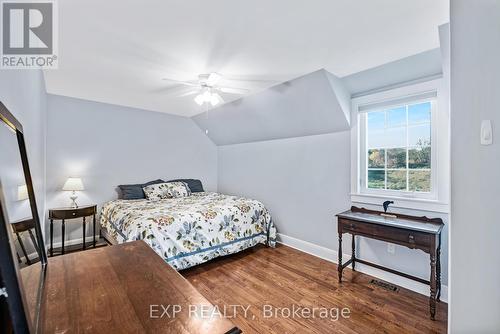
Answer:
[387, 106, 406, 127]
[408, 102, 431, 124]
[368, 149, 385, 168]
[367, 111, 385, 131]
[408, 124, 430, 147]
[409, 170, 431, 192]
[387, 148, 406, 169]
[409, 146, 431, 169]
[368, 170, 385, 189]
[387, 170, 407, 190]
[368, 126, 406, 148]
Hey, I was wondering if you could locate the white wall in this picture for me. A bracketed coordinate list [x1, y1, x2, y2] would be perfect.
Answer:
[0, 70, 47, 225]
[218, 131, 351, 249]
[46, 94, 217, 242]
[449, 1, 500, 332]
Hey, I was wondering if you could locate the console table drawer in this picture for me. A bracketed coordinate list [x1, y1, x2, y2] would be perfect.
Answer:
[339, 219, 431, 249]
[383, 227, 431, 248]
[340, 219, 378, 234]
[49, 205, 96, 219]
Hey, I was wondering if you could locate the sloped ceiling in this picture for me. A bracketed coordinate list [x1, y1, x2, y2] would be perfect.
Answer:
[192, 69, 350, 146]
[342, 48, 443, 97]
[43, 0, 449, 117]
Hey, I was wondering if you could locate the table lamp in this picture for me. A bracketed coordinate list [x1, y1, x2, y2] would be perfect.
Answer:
[62, 177, 84, 208]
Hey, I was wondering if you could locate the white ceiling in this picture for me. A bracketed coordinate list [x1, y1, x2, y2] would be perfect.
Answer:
[44, 0, 449, 117]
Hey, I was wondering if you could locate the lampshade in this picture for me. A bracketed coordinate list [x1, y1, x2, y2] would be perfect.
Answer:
[17, 184, 28, 201]
[62, 177, 84, 191]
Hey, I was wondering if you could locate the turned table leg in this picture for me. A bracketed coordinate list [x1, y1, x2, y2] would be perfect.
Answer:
[436, 235, 442, 301]
[351, 234, 356, 271]
[49, 219, 54, 257]
[93, 214, 96, 248]
[61, 219, 65, 255]
[83, 216, 86, 250]
[338, 233, 343, 283]
[430, 252, 437, 320]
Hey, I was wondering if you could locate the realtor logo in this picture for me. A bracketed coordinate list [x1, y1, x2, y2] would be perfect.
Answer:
[1, 0, 58, 69]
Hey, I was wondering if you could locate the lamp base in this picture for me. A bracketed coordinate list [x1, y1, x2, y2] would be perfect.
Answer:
[70, 192, 78, 208]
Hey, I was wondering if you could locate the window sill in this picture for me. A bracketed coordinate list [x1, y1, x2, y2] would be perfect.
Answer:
[350, 193, 449, 214]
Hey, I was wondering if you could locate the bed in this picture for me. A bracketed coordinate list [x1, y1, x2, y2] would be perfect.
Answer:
[100, 191, 277, 270]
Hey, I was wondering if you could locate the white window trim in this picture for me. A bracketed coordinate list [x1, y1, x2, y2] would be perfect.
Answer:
[351, 79, 450, 213]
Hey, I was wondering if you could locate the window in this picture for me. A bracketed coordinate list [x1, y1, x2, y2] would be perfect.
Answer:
[360, 98, 435, 198]
[352, 79, 449, 212]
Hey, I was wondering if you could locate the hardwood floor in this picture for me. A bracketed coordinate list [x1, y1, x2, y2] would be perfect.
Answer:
[182, 244, 447, 334]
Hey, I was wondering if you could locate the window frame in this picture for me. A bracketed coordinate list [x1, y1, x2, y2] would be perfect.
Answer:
[350, 78, 450, 213]
[359, 97, 437, 199]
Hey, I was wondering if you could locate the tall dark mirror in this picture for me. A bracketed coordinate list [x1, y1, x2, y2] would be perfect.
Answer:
[0, 102, 47, 333]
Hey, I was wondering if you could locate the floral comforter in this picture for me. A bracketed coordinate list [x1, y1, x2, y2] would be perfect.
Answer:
[100, 192, 277, 270]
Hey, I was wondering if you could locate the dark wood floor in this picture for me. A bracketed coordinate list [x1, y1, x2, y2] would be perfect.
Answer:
[182, 244, 447, 334]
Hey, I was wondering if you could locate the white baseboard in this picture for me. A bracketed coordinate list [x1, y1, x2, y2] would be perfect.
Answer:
[17, 251, 39, 264]
[277, 233, 448, 303]
[49, 235, 100, 249]
[19, 235, 102, 262]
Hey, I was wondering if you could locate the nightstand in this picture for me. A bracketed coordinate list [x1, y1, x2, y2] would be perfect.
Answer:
[48, 205, 97, 256]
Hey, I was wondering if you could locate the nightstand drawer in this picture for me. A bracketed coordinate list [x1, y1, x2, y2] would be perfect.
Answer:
[49, 205, 96, 219]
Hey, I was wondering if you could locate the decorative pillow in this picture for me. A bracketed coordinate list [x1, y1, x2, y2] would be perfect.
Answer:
[143, 182, 191, 200]
[167, 179, 204, 193]
[118, 179, 164, 200]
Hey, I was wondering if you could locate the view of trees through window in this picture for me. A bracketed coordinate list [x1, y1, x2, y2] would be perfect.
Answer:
[366, 101, 432, 192]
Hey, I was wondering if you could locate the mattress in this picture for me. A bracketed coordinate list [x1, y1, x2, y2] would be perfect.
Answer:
[100, 192, 276, 270]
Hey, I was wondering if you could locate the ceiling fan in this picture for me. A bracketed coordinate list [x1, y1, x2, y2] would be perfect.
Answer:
[161, 72, 251, 107]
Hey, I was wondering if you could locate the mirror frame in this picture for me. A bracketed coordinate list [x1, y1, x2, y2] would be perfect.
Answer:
[0, 101, 47, 333]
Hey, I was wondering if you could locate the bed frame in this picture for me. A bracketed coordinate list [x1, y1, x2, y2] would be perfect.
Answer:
[100, 227, 119, 246]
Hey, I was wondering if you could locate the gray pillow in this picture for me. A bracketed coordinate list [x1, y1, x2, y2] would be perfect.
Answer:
[118, 179, 164, 200]
[167, 179, 204, 193]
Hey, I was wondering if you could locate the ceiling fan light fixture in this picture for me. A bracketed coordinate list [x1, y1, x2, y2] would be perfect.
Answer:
[202, 90, 212, 101]
[194, 94, 205, 105]
[210, 93, 224, 106]
[195, 89, 224, 106]
[210, 95, 220, 106]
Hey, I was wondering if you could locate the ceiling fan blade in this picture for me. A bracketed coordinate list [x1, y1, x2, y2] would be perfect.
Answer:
[161, 77, 199, 87]
[206, 72, 222, 86]
[150, 84, 195, 95]
[222, 75, 277, 84]
[219, 87, 249, 94]
[179, 89, 200, 97]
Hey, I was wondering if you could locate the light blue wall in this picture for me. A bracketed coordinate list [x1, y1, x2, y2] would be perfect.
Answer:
[45, 94, 218, 243]
[218, 131, 351, 249]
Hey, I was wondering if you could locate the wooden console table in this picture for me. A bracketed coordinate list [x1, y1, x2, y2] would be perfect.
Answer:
[49, 205, 97, 256]
[336, 206, 444, 320]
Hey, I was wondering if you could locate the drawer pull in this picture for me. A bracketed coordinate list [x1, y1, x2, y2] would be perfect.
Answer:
[72, 212, 76, 216]
[349, 223, 356, 229]
[408, 234, 415, 243]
